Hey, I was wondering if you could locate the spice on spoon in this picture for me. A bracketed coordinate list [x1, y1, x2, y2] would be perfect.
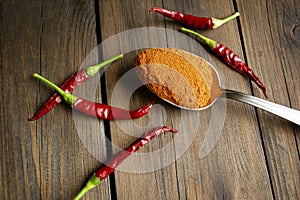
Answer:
[33, 73, 154, 120]
[28, 54, 123, 121]
[181, 27, 268, 98]
[149, 7, 239, 30]
[134, 48, 218, 109]
[133, 49, 300, 125]
[73, 126, 178, 200]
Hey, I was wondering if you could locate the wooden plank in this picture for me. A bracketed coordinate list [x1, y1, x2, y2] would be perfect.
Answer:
[162, 0, 273, 199]
[97, 0, 175, 199]
[37, 1, 112, 199]
[0, 0, 112, 199]
[97, 0, 273, 199]
[236, 0, 300, 198]
[0, 1, 43, 199]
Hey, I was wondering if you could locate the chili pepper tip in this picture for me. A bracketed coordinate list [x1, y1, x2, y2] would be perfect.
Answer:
[148, 6, 158, 13]
[263, 90, 268, 99]
[73, 174, 101, 200]
[86, 54, 123, 77]
[28, 116, 38, 121]
[170, 128, 179, 133]
[162, 125, 179, 133]
[32, 73, 38, 77]
[211, 12, 240, 29]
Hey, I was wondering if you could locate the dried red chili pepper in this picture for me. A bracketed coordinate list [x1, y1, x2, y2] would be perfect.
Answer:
[181, 27, 268, 98]
[149, 7, 239, 30]
[33, 73, 154, 120]
[73, 126, 178, 200]
[28, 54, 123, 121]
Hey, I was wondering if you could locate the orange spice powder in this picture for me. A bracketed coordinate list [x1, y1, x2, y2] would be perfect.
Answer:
[134, 48, 214, 109]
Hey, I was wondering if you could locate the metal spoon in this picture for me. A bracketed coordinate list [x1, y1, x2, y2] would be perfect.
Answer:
[136, 49, 300, 126]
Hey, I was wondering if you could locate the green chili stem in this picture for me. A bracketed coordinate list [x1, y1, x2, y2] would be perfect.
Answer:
[86, 54, 123, 77]
[33, 73, 77, 106]
[211, 12, 240, 29]
[73, 174, 101, 200]
[73, 187, 88, 200]
[180, 27, 217, 49]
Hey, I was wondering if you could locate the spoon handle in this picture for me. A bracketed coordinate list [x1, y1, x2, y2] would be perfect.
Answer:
[222, 89, 300, 126]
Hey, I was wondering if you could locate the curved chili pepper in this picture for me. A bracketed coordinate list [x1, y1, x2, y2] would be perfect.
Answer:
[73, 126, 178, 200]
[181, 27, 268, 98]
[149, 7, 239, 30]
[28, 54, 123, 121]
[73, 98, 154, 120]
[33, 73, 154, 120]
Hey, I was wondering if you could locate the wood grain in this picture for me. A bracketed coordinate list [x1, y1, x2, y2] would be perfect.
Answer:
[97, 0, 174, 199]
[163, 0, 273, 199]
[0, 1, 42, 199]
[236, 0, 300, 198]
[36, 1, 113, 199]
[0, 0, 111, 199]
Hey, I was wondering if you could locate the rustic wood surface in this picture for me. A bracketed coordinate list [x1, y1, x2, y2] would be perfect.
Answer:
[0, 0, 299, 199]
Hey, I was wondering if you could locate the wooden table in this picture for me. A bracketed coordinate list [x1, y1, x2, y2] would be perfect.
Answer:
[1, 0, 299, 199]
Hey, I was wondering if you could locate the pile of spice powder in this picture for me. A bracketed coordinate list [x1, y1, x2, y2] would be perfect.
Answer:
[134, 48, 214, 108]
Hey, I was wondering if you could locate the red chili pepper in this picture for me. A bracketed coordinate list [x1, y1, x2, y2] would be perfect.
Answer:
[33, 73, 154, 120]
[73, 126, 178, 200]
[28, 54, 123, 121]
[181, 27, 268, 98]
[149, 7, 239, 30]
